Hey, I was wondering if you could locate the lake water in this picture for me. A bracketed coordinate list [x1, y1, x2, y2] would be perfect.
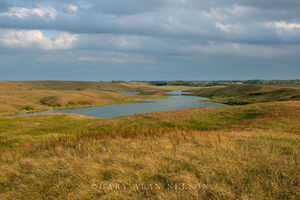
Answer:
[15, 90, 227, 118]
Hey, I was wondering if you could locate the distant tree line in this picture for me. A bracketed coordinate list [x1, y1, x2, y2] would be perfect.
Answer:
[111, 80, 126, 83]
[148, 80, 242, 87]
[243, 79, 300, 85]
[148, 79, 300, 87]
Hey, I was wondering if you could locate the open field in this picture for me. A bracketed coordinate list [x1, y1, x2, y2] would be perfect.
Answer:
[0, 81, 195, 116]
[2, 0, 300, 199]
[0, 90, 299, 199]
[186, 84, 300, 105]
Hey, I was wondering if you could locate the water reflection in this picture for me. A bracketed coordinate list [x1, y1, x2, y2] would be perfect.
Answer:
[15, 90, 227, 118]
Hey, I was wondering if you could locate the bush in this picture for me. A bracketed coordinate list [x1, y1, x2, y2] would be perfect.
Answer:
[23, 105, 34, 111]
[40, 96, 61, 107]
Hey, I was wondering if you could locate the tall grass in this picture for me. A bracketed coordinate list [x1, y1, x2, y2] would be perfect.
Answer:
[0, 101, 299, 199]
[0, 129, 298, 199]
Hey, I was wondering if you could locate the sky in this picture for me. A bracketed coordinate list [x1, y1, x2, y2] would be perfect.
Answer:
[0, 0, 300, 81]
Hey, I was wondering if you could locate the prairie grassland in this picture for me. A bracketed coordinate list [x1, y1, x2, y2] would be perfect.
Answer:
[186, 84, 300, 105]
[0, 81, 193, 116]
[0, 101, 299, 199]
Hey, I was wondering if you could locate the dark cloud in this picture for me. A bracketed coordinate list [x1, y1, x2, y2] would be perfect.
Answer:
[0, 0, 300, 80]
[0, 0, 9, 11]
[89, 0, 172, 15]
[0, 0, 300, 44]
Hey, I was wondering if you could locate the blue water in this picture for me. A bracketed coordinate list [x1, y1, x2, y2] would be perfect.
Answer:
[15, 90, 227, 118]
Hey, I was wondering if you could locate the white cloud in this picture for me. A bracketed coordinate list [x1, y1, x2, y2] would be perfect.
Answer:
[216, 22, 233, 32]
[202, 9, 227, 21]
[273, 21, 300, 30]
[0, 6, 56, 20]
[62, 4, 78, 14]
[227, 5, 248, 15]
[0, 29, 78, 50]
[68, 5, 78, 13]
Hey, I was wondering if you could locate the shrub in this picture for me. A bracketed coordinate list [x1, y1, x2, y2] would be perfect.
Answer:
[40, 96, 61, 107]
[23, 105, 34, 111]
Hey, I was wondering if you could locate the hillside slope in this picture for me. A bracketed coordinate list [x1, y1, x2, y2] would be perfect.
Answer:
[0, 101, 299, 199]
[0, 81, 170, 116]
[186, 84, 300, 105]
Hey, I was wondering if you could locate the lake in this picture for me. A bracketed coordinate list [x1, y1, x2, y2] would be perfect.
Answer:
[15, 90, 227, 118]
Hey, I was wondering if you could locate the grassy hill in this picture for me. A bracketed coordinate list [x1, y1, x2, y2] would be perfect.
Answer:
[186, 84, 300, 105]
[0, 82, 299, 199]
[0, 81, 189, 116]
[0, 100, 299, 199]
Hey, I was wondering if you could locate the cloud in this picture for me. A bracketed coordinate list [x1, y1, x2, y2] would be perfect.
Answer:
[0, 29, 78, 50]
[0, 1, 299, 45]
[0, 0, 300, 80]
[215, 23, 234, 32]
[76, 49, 156, 65]
[0, 0, 9, 11]
[0, 6, 56, 20]
[273, 21, 300, 30]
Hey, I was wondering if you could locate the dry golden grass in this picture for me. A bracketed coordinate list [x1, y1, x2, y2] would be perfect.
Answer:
[0, 100, 299, 199]
[0, 129, 298, 199]
[0, 81, 184, 116]
[186, 84, 300, 105]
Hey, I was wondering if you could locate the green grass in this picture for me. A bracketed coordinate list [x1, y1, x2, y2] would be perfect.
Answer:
[2, 100, 298, 152]
[0, 114, 96, 151]
[0, 83, 299, 199]
[0, 81, 181, 116]
[186, 84, 300, 105]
